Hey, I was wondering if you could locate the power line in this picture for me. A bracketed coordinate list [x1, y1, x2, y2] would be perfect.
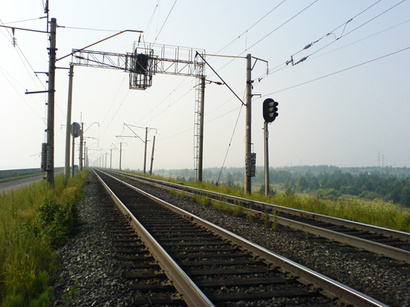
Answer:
[256, 18, 410, 82]
[0, 67, 44, 121]
[101, 90, 130, 139]
[308, 19, 410, 61]
[246, 0, 319, 53]
[0, 19, 45, 89]
[208, 1, 319, 78]
[289, 0, 405, 66]
[291, 0, 382, 59]
[145, 0, 161, 36]
[264, 46, 410, 96]
[61, 25, 120, 32]
[153, 0, 178, 44]
[215, 0, 287, 54]
[1, 17, 45, 25]
[141, 85, 194, 125]
[137, 78, 191, 124]
[216, 104, 244, 185]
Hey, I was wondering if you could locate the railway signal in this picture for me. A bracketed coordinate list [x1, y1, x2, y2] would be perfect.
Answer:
[263, 98, 278, 123]
[262, 98, 279, 196]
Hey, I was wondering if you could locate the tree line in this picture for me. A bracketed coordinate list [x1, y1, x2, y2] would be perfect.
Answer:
[154, 166, 410, 207]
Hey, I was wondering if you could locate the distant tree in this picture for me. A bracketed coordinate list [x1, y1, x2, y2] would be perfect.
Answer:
[259, 184, 276, 196]
[226, 172, 234, 187]
[296, 176, 309, 192]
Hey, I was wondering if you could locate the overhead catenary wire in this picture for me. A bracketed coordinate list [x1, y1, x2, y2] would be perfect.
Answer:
[0, 67, 44, 121]
[207, 0, 319, 79]
[246, 0, 319, 53]
[264, 46, 410, 96]
[256, 3, 409, 82]
[153, 0, 178, 44]
[291, 0, 383, 59]
[145, 0, 161, 37]
[0, 19, 45, 90]
[215, 0, 288, 55]
[289, 0, 405, 66]
[216, 103, 244, 185]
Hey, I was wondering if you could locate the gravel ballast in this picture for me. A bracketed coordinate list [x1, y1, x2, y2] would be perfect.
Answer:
[53, 172, 410, 306]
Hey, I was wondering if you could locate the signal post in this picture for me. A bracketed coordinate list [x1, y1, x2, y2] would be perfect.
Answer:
[262, 98, 279, 196]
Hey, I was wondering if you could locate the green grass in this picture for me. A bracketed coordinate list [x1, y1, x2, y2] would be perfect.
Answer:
[0, 170, 88, 306]
[126, 170, 410, 233]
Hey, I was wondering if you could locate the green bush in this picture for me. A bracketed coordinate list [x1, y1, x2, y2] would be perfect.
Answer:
[35, 200, 78, 247]
[0, 170, 88, 306]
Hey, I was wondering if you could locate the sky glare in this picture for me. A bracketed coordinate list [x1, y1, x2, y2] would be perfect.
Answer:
[1, 0, 409, 171]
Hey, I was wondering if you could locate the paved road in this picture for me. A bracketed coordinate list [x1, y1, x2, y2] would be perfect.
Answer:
[0, 170, 65, 194]
[0, 173, 45, 194]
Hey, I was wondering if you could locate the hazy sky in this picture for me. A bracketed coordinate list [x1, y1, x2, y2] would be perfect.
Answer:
[1, 0, 409, 171]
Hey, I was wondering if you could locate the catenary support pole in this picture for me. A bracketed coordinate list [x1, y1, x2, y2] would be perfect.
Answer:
[71, 135, 75, 177]
[119, 142, 122, 170]
[143, 127, 148, 174]
[110, 148, 112, 169]
[244, 54, 252, 194]
[46, 18, 57, 185]
[64, 64, 74, 178]
[264, 122, 269, 196]
[79, 122, 84, 170]
[150, 135, 156, 175]
[197, 76, 205, 182]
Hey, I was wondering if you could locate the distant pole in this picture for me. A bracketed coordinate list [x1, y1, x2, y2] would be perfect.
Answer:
[46, 18, 57, 185]
[264, 122, 269, 196]
[65, 63, 74, 178]
[143, 127, 148, 173]
[71, 135, 75, 177]
[84, 141, 87, 168]
[79, 122, 84, 170]
[197, 76, 205, 182]
[244, 53, 252, 194]
[119, 142, 122, 170]
[149, 135, 156, 175]
[110, 148, 113, 169]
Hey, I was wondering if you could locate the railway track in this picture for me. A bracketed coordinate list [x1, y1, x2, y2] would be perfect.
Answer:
[110, 170, 410, 264]
[94, 169, 387, 306]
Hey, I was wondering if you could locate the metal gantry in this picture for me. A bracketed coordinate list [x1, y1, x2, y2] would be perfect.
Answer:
[68, 43, 206, 180]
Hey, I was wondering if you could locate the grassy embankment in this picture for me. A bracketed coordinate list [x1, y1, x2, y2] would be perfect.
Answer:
[135, 172, 410, 233]
[0, 170, 88, 306]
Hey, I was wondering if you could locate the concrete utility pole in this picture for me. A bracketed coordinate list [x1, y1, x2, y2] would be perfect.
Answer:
[46, 18, 57, 185]
[65, 64, 74, 178]
[244, 54, 252, 194]
[110, 148, 113, 169]
[119, 142, 123, 170]
[71, 134, 75, 178]
[149, 135, 156, 175]
[79, 122, 84, 170]
[143, 127, 148, 174]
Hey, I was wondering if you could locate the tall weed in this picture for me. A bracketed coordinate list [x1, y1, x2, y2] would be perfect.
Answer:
[0, 170, 88, 306]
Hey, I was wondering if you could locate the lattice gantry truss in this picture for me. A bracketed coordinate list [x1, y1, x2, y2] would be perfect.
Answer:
[72, 42, 206, 176]
[72, 43, 206, 90]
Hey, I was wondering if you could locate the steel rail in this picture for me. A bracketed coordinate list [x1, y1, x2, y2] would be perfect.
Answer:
[93, 170, 214, 307]
[113, 171, 410, 263]
[119, 171, 409, 240]
[101, 169, 388, 307]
